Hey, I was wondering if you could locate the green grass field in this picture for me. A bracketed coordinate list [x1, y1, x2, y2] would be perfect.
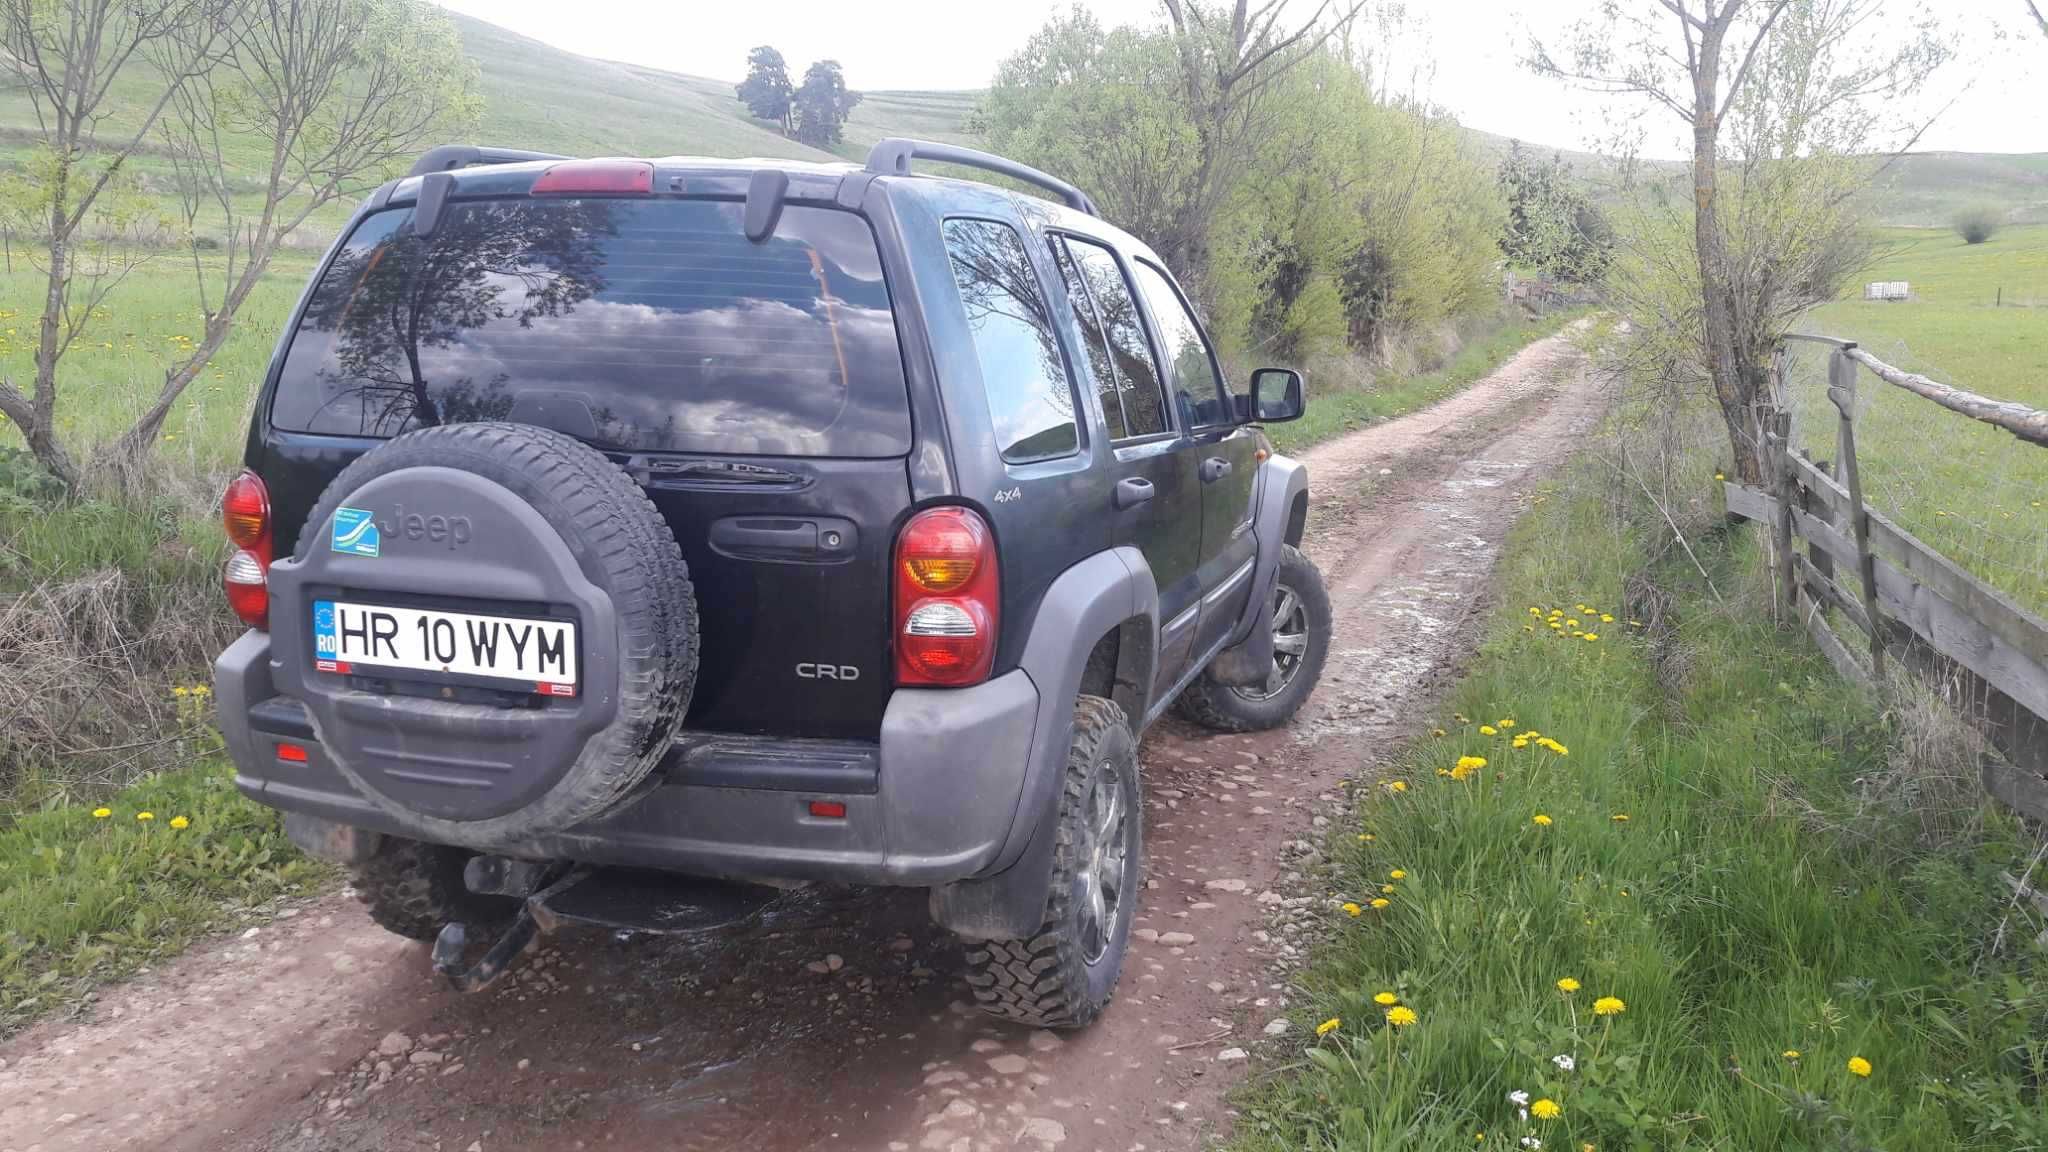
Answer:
[1232, 445, 2048, 1152]
[1802, 224, 2048, 611]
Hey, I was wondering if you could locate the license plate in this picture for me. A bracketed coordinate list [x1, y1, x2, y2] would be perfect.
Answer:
[312, 600, 578, 696]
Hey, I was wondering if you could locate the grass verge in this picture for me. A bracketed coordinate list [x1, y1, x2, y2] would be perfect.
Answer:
[1235, 451, 2048, 1149]
[0, 757, 328, 1035]
[1268, 309, 1587, 455]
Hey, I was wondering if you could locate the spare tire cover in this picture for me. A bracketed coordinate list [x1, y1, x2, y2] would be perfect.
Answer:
[266, 422, 698, 846]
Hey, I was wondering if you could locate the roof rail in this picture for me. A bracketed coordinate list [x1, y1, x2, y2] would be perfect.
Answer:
[409, 145, 571, 178]
[863, 137, 1099, 217]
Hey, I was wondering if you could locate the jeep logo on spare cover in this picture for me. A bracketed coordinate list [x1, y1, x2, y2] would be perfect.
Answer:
[212, 137, 1327, 1027]
[331, 504, 472, 555]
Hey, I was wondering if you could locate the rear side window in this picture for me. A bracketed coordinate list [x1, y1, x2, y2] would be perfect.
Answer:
[270, 198, 911, 458]
[1047, 236, 1125, 440]
[1131, 260, 1229, 429]
[941, 218, 1078, 463]
[1061, 238, 1168, 438]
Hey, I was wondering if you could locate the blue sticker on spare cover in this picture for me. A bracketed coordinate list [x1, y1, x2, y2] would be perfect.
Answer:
[331, 507, 379, 557]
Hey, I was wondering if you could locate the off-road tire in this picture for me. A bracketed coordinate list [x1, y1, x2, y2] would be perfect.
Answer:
[963, 696, 1141, 1030]
[1177, 545, 1331, 732]
[352, 837, 519, 942]
[296, 422, 699, 843]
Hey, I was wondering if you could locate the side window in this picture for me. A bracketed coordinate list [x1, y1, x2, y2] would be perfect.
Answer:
[1063, 238, 1169, 438]
[1047, 236, 1127, 440]
[942, 218, 1078, 463]
[1131, 261, 1228, 429]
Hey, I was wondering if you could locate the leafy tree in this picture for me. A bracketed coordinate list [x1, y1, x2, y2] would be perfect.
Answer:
[1497, 144, 1612, 284]
[108, 0, 480, 478]
[0, 0, 239, 491]
[1951, 205, 2000, 244]
[793, 60, 859, 149]
[735, 45, 793, 133]
[1531, 0, 1951, 484]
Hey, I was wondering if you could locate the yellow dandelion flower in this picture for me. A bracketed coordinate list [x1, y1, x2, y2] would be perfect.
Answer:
[1611, 813, 1630, 823]
[1566, 618, 1580, 628]
[1556, 977, 1580, 993]
[1847, 1056, 1871, 1077]
[1431, 727, 1446, 737]
[1479, 724, 1498, 736]
[1381, 884, 1395, 894]
[1533, 813, 1552, 826]
[172, 685, 190, 697]
[1370, 898, 1390, 909]
[1575, 603, 1587, 612]
[1498, 719, 1515, 729]
[1531, 1098, 1561, 1120]
[1316, 1017, 1341, 1036]
[136, 811, 155, 822]
[1343, 902, 1363, 916]
[1592, 996, 1625, 1016]
[1600, 614, 1614, 623]
[1385, 1005, 1418, 1027]
[1513, 736, 1530, 749]
[1374, 991, 1398, 1006]
[1782, 1049, 1801, 1060]
[1455, 755, 1486, 771]
[92, 807, 112, 818]
[1389, 869, 1407, 880]
[1714, 472, 1726, 481]
[1360, 832, 1375, 842]
[1389, 780, 1408, 793]
[169, 816, 190, 830]
[1528, 607, 1541, 616]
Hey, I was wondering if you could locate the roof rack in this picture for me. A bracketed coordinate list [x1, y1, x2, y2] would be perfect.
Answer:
[409, 145, 571, 178]
[864, 137, 1099, 217]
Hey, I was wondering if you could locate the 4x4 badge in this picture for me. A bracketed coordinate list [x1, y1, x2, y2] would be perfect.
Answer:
[331, 507, 380, 558]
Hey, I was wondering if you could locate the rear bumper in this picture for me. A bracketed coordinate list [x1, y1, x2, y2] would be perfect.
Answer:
[215, 630, 1040, 886]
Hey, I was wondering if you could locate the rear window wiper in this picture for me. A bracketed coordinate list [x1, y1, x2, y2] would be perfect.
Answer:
[631, 458, 808, 487]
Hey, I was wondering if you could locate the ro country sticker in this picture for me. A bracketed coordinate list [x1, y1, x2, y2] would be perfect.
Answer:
[330, 507, 380, 557]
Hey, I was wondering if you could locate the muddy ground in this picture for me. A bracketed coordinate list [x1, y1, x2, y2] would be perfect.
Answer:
[0, 325, 1602, 1152]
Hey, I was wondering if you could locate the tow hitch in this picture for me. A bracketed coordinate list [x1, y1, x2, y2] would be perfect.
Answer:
[431, 858, 780, 992]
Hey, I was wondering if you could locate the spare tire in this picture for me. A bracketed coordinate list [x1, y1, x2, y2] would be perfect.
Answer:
[264, 422, 697, 846]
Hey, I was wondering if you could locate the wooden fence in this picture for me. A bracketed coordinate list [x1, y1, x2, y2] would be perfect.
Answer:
[1723, 335, 2048, 819]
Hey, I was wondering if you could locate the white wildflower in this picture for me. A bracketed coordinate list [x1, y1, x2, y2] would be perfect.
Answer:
[1552, 1054, 1575, 1072]
[1520, 1139, 1543, 1150]
[1508, 1090, 1530, 1106]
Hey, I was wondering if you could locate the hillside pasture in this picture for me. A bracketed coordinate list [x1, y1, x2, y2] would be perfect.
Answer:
[1795, 225, 2048, 612]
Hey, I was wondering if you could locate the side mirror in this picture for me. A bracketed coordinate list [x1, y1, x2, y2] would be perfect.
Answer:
[1245, 367, 1305, 423]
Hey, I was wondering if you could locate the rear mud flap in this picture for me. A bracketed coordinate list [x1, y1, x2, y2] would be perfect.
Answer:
[429, 863, 780, 992]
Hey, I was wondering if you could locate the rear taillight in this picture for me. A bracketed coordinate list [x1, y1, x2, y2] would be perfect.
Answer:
[529, 160, 654, 196]
[221, 469, 271, 630]
[894, 506, 998, 687]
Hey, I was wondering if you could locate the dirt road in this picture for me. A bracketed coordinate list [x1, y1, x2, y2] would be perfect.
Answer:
[0, 325, 1602, 1152]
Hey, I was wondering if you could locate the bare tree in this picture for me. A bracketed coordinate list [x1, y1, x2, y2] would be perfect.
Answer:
[104, 0, 478, 478]
[2029, 0, 2047, 37]
[0, 0, 238, 491]
[1155, 0, 1366, 303]
[1531, 0, 1948, 483]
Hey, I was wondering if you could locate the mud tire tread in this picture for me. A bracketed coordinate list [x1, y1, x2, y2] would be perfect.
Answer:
[962, 696, 1139, 1030]
[352, 838, 516, 942]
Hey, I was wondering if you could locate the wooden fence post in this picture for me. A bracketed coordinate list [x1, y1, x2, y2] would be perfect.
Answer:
[1827, 347, 1888, 678]
[1769, 412, 1795, 622]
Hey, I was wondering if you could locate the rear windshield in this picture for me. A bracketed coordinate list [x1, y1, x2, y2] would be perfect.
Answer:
[270, 197, 912, 457]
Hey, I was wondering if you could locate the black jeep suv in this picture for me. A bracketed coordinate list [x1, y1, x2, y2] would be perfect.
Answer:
[213, 138, 1331, 1028]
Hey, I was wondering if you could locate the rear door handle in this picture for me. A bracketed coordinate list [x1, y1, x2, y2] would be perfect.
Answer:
[1200, 457, 1233, 483]
[1114, 477, 1154, 509]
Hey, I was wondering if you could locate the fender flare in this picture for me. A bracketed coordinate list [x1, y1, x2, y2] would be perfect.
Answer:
[1206, 453, 1309, 687]
[929, 546, 1159, 939]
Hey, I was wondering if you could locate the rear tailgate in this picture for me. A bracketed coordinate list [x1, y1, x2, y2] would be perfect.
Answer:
[263, 188, 914, 740]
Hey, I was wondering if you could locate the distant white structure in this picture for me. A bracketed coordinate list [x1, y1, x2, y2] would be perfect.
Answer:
[1864, 281, 1911, 301]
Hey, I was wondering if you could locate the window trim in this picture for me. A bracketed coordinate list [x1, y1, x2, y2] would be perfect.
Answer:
[1051, 229, 1180, 445]
[940, 213, 1087, 466]
[1130, 256, 1233, 432]
[1046, 233, 1132, 441]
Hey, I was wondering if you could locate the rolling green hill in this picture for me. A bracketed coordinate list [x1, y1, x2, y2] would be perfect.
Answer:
[0, 11, 2035, 235]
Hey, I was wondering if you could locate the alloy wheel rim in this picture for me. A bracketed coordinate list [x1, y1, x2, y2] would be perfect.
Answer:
[1077, 768, 1128, 965]
[1232, 581, 1310, 702]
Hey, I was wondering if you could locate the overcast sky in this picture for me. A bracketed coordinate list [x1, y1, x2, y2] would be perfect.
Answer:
[439, 0, 2044, 158]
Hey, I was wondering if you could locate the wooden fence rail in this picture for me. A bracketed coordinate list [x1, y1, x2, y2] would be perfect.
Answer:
[1726, 336, 2048, 820]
